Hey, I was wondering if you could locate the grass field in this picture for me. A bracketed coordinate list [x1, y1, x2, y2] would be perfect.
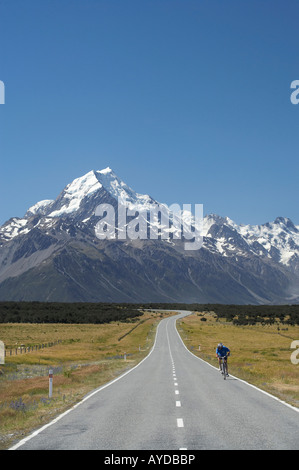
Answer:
[0, 309, 174, 450]
[1, 308, 298, 450]
[177, 311, 299, 408]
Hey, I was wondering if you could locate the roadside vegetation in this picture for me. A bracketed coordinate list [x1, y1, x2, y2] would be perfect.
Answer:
[1, 302, 298, 450]
[177, 310, 299, 408]
[1, 302, 298, 325]
[0, 302, 143, 324]
[0, 309, 174, 450]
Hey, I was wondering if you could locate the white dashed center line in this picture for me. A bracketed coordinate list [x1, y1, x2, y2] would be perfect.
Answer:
[166, 319, 187, 448]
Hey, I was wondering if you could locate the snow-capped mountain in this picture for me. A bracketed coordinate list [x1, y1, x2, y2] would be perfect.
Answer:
[0, 167, 195, 245]
[0, 168, 298, 304]
[202, 214, 299, 272]
[0, 168, 149, 241]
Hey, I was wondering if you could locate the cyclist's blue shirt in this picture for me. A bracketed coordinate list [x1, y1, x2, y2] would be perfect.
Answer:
[216, 346, 230, 357]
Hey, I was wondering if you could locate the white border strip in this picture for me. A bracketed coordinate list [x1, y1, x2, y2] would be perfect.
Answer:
[174, 314, 299, 414]
[9, 320, 162, 450]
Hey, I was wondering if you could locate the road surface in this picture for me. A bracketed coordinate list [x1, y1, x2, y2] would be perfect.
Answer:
[11, 311, 299, 450]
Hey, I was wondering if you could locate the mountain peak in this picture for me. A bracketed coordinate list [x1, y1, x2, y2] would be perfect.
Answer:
[41, 167, 155, 218]
[0, 167, 299, 305]
[93, 168, 154, 207]
[97, 166, 113, 175]
[274, 216, 296, 229]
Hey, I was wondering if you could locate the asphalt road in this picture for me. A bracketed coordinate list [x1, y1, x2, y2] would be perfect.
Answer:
[11, 311, 299, 450]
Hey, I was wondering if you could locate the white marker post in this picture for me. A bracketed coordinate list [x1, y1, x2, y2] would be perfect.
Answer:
[0, 341, 4, 364]
[49, 369, 53, 398]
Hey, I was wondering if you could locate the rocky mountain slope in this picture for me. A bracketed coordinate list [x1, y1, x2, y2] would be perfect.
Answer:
[0, 168, 298, 304]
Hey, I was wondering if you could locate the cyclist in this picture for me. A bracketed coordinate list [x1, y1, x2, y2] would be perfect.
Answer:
[216, 343, 230, 376]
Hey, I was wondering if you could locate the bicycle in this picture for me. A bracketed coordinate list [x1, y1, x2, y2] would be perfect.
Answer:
[219, 356, 228, 380]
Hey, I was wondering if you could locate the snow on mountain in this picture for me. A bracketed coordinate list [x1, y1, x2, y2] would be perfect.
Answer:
[44, 167, 156, 219]
[0, 168, 298, 272]
[95, 167, 155, 208]
[231, 217, 299, 266]
[0, 168, 157, 243]
[0, 217, 30, 242]
[202, 214, 299, 267]
[202, 214, 227, 237]
[48, 170, 103, 217]
[0, 167, 298, 304]
[25, 200, 54, 217]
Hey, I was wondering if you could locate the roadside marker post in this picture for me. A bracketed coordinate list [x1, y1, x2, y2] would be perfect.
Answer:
[0, 341, 4, 364]
[49, 369, 53, 398]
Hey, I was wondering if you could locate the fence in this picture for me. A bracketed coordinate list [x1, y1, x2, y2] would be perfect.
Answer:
[4, 340, 62, 357]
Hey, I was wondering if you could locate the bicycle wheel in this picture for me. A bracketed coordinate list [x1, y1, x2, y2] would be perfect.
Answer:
[223, 360, 227, 380]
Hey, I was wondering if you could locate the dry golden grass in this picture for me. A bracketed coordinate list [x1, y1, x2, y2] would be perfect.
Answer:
[2, 308, 297, 450]
[0, 310, 175, 449]
[177, 312, 299, 408]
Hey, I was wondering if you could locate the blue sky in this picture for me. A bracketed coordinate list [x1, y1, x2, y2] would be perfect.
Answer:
[0, 0, 298, 226]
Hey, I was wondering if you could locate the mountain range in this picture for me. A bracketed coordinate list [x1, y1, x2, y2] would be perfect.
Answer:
[0, 167, 298, 304]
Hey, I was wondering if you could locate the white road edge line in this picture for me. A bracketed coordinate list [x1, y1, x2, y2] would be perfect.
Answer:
[9, 319, 164, 450]
[174, 313, 299, 414]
